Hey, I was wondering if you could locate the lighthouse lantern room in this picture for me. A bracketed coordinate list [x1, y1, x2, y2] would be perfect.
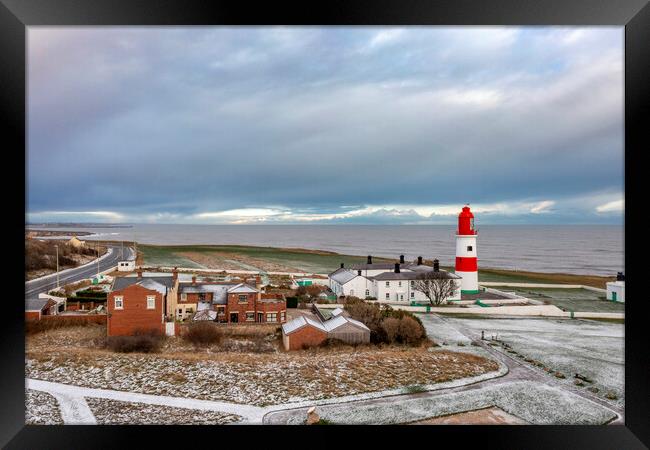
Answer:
[455, 205, 479, 294]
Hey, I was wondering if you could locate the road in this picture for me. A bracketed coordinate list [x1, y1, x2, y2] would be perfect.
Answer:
[25, 245, 134, 300]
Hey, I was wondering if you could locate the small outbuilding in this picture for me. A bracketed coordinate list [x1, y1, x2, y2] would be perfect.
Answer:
[282, 316, 328, 350]
[606, 272, 625, 303]
[117, 260, 136, 272]
[25, 298, 58, 321]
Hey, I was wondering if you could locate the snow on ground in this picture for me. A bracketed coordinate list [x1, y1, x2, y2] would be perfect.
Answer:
[86, 398, 241, 425]
[438, 316, 624, 408]
[275, 381, 617, 425]
[420, 314, 472, 346]
[26, 347, 497, 407]
[25, 390, 63, 425]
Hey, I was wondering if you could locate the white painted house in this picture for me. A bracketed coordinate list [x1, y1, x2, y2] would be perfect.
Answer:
[329, 256, 462, 304]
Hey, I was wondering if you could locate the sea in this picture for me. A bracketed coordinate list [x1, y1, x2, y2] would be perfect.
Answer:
[26, 224, 624, 276]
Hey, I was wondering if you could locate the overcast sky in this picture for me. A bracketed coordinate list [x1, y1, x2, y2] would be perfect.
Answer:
[27, 26, 624, 225]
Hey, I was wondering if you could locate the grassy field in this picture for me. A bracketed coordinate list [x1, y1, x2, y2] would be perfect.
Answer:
[508, 287, 624, 313]
[138, 244, 615, 285]
[140, 244, 394, 273]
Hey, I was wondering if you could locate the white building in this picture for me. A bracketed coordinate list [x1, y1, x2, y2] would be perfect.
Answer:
[606, 281, 624, 302]
[117, 260, 136, 272]
[328, 256, 462, 304]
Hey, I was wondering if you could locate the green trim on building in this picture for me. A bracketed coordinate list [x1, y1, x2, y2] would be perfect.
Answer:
[461, 289, 480, 294]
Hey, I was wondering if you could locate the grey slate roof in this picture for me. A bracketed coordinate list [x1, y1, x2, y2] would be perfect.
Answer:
[329, 269, 358, 285]
[26, 298, 51, 311]
[112, 275, 175, 294]
[372, 270, 461, 281]
[347, 262, 398, 270]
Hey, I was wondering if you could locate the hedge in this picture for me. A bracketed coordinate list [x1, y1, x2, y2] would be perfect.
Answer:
[286, 297, 298, 308]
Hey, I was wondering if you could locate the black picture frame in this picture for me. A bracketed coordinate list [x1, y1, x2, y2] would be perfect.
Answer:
[2, 0, 647, 447]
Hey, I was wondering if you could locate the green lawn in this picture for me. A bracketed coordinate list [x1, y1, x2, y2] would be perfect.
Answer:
[508, 287, 624, 313]
[140, 244, 393, 273]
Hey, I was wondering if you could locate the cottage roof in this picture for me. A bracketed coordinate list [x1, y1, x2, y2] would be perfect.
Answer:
[112, 275, 174, 291]
[329, 269, 358, 285]
[347, 262, 397, 271]
[331, 307, 344, 317]
[372, 270, 461, 281]
[227, 283, 258, 294]
[323, 315, 370, 332]
[282, 316, 328, 335]
[25, 298, 53, 311]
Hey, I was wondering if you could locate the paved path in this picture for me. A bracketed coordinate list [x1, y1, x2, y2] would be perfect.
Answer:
[263, 314, 624, 425]
[27, 379, 266, 424]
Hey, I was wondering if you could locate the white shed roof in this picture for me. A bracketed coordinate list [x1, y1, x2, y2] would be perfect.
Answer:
[227, 283, 258, 294]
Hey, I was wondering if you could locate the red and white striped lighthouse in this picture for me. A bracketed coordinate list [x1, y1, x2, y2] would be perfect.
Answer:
[455, 205, 479, 294]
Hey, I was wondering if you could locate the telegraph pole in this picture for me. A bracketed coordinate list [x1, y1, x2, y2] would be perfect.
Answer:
[55, 244, 59, 288]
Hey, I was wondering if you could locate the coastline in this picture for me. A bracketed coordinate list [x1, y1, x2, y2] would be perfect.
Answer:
[94, 241, 614, 288]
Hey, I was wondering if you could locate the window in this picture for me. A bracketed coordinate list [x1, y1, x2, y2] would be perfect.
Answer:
[181, 293, 187, 301]
[238, 294, 248, 303]
[350, 289, 354, 296]
[410, 280, 415, 287]
[410, 292, 415, 299]
[198, 293, 206, 301]
[246, 312, 255, 322]
[385, 281, 390, 287]
[280, 311, 286, 321]
[178, 308, 183, 315]
[114, 296, 123, 309]
[467, 245, 473, 251]
[398, 281, 402, 287]
[385, 293, 390, 299]
[365, 289, 370, 297]
[266, 312, 277, 322]
[399, 294, 404, 300]
[146, 295, 155, 309]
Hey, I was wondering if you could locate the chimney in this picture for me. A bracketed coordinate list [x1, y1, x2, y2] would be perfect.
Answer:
[172, 267, 178, 282]
[367, 255, 372, 264]
[192, 275, 197, 285]
[417, 256, 423, 265]
[357, 270, 362, 276]
[136, 267, 143, 278]
[394, 263, 400, 273]
[617, 272, 625, 281]
[433, 259, 440, 272]
[399, 255, 405, 264]
[340, 263, 344, 269]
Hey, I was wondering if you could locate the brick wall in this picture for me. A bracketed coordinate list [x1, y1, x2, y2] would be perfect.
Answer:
[226, 292, 257, 323]
[25, 311, 41, 321]
[107, 284, 165, 336]
[284, 325, 327, 350]
[256, 300, 287, 323]
[41, 314, 107, 325]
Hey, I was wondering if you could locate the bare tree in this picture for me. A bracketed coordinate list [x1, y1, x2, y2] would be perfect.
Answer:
[412, 273, 458, 306]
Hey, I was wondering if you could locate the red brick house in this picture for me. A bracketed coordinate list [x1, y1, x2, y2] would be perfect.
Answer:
[224, 283, 286, 324]
[107, 276, 174, 336]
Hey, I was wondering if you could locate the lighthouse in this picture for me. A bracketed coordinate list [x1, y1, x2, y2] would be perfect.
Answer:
[455, 205, 479, 294]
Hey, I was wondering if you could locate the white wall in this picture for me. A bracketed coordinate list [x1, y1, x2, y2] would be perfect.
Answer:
[606, 282, 625, 303]
[376, 278, 461, 304]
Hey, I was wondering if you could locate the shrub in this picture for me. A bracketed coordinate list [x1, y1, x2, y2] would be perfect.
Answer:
[286, 297, 298, 308]
[381, 317, 401, 343]
[25, 317, 96, 334]
[107, 329, 165, 353]
[319, 338, 348, 348]
[398, 316, 425, 345]
[184, 322, 223, 347]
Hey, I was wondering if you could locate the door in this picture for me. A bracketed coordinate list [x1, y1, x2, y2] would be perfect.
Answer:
[612, 292, 617, 301]
[165, 322, 176, 336]
[257, 312, 263, 322]
[230, 313, 239, 323]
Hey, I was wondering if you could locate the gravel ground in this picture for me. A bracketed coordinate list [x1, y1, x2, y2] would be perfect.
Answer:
[25, 390, 64, 425]
[277, 381, 617, 425]
[86, 398, 242, 424]
[436, 316, 624, 408]
[26, 347, 497, 407]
